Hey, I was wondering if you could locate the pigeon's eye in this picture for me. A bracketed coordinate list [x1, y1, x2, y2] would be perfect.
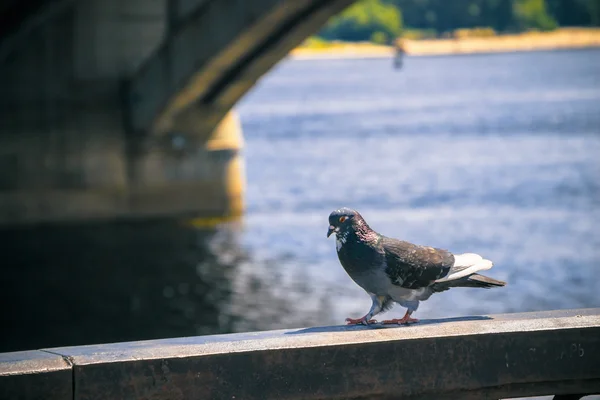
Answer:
[339, 216, 347, 223]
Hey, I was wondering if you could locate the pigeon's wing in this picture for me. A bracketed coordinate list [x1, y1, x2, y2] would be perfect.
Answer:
[381, 237, 454, 289]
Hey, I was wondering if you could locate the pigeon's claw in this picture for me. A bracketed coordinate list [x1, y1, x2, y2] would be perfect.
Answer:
[381, 311, 419, 325]
[345, 317, 377, 325]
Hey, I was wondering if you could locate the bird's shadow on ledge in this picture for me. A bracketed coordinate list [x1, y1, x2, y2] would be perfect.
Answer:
[285, 315, 492, 335]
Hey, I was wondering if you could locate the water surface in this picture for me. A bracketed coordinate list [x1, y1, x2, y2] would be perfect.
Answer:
[236, 48, 600, 328]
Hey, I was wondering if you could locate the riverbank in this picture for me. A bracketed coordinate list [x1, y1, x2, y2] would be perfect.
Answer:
[290, 28, 600, 59]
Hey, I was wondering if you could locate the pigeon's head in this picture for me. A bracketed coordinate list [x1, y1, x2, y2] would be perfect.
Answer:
[327, 208, 361, 238]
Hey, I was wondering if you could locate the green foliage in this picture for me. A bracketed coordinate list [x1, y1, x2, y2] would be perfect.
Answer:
[453, 27, 497, 38]
[317, 0, 596, 42]
[513, 0, 558, 30]
[587, 0, 600, 26]
[385, 0, 514, 33]
[402, 28, 438, 40]
[299, 36, 331, 49]
[370, 31, 389, 44]
[546, 0, 599, 27]
[320, 0, 403, 42]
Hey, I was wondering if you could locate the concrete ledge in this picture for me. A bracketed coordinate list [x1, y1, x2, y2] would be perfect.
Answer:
[0, 350, 72, 400]
[2, 309, 599, 399]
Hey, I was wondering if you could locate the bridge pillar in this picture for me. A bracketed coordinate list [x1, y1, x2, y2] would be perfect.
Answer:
[0, 104, 245, 226]
[125, 109, 246, 223]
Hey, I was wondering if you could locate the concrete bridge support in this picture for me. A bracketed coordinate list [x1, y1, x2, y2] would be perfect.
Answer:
[0, 0, 246, 225]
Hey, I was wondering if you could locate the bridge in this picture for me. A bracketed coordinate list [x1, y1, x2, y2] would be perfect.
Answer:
[2, 308, 599, 399]
[0, 0, 355, 226]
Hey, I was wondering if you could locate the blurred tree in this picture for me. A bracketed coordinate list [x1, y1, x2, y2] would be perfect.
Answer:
[384, 0, 513, 34]
[371, 31, 390, 43]
[512, 0, 558, 30]
[318, 0, 597, 42]
[546, 0, 600, 26]
[479, 0, 514, 32]
[590, 0, 600, 25]
[319, 0, 403, 43]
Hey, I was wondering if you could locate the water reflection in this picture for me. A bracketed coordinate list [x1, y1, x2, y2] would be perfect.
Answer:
[0, 218, 325, 352]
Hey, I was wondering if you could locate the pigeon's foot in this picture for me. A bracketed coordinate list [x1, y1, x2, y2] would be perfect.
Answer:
[345, 317, 377, 325]
[381, 311, 419, 325]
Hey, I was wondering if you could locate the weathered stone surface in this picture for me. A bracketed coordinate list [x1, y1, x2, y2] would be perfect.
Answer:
[38, 308, 600, 400]
[0, 350, 72, 400]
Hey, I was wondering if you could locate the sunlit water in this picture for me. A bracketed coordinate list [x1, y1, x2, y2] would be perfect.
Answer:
[235, 48, 600, 329]
[2, 49, 599, 353]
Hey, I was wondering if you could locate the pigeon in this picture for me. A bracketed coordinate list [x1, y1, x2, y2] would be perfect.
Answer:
[327, 208, 506, 325]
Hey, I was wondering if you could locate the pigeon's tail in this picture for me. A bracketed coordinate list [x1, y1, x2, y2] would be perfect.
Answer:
[431, 252, 505, 292]
[434, 253, 494, 283]
[431, 273, 506, 292]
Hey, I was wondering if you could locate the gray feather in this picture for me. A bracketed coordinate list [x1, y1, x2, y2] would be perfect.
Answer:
[431, 273, 506, 293]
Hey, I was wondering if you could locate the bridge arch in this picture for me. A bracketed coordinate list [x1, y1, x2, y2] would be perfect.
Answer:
[128, 0, 355, 139]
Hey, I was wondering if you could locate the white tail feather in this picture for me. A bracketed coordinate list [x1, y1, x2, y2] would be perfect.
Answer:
[434, 253, 493, 283]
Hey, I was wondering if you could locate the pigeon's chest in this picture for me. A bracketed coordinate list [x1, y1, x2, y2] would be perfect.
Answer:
[337, 240, 388, 294]
[336, 235, 384, 276]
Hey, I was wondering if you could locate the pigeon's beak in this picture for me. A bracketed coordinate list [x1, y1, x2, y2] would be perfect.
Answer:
[327, 225, 337, 238]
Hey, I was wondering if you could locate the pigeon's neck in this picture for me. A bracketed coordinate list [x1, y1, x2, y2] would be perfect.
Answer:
[349, 219, 379, 244]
